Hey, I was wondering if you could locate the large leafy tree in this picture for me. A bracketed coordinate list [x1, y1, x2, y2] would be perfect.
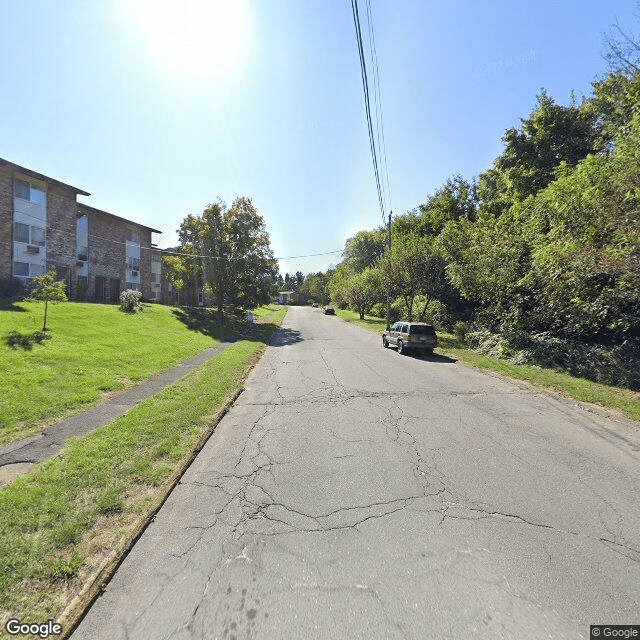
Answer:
[162, 214, 205, 306]
[524, 117, 640, 341]
[168, 197, 278, 314]
[342, 229, 387, 273]
[416, 175, 477, 235]
[328, 265, 383, 319]
[219, 196, 278, 311]
[477, 90, 597, 215]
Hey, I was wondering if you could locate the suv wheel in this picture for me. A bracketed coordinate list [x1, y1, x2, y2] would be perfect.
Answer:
[383, 336, 389, 348]
[397, 339, 405, 355]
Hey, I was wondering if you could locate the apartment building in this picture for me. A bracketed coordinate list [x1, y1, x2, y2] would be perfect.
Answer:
[0, 157, 162, 302]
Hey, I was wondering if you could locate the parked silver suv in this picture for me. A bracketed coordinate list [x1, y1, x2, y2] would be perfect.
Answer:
[382, 322, 437, 355]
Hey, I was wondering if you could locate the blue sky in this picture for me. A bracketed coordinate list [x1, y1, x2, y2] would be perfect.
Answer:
[1, 0, 635, 276]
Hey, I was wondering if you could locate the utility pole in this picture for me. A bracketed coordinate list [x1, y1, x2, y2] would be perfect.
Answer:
[386, 210, 392, 331]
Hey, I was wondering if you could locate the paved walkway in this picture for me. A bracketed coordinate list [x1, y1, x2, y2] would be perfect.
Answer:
[0, 321, 261, 487]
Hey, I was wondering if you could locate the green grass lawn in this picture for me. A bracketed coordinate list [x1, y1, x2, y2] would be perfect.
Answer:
[334, 308, 640, 421]
[0, 301, 252, 446]
[0, 306, 287, 627]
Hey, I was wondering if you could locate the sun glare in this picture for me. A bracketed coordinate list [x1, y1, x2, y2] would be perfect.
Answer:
[132, 0, 248, 76]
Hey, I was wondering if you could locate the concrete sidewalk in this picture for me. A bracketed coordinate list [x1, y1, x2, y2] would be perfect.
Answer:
[0, 324, 257, 487]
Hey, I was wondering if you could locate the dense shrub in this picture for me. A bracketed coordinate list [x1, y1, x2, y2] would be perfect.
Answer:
[119, 289, 143, 313]
[464, 328, 640, 390]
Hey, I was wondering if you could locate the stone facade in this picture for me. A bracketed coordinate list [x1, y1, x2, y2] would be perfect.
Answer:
[0, 158, 162, 302]
[0, 164, 13, 282]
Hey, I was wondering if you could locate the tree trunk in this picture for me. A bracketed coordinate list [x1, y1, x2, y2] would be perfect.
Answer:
[417, 296, 431, 322]
[43, 299, 48, 331]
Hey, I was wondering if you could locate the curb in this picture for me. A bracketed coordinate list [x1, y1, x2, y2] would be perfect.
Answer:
[57, 387, 244, 638]
[58, 310, 287, 638]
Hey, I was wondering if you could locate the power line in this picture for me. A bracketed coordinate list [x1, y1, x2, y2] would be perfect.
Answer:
[9, 211, 344, 263]
[351, 0, 386, 224]
[364, 0, 392, 216]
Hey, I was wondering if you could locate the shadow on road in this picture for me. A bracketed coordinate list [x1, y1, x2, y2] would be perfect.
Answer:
[411, 351, 457, 364]
[269, 327, 303, 347]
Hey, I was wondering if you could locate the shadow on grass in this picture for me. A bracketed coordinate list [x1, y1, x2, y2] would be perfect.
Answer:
[437, 334, 464, 349]
[5, 330, 50, 350]
[171, 307, 243, 341]
[0, 299, 28, 312]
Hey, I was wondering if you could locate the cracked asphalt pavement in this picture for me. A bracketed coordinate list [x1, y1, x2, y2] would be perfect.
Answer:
[72, 307, 640, 640]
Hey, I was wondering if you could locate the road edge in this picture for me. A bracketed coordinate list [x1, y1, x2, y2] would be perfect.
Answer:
[57, 313, 286, 639]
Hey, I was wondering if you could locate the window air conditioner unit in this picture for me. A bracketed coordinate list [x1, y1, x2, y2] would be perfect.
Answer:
[76, 261, 84, 267]
[132, 270, 139, 277]
[26, 245, 40, 254]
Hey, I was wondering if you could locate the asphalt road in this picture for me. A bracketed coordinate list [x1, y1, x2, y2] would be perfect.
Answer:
[72, 306, 640, 640]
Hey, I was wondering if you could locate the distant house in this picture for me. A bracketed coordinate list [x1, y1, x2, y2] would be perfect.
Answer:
[276, 291, 296, 304]
[0, 157, 162, 302]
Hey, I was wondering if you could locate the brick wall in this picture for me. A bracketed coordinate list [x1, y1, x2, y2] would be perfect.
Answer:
[0, 160, 161, 304]
[46, 184, 80, 297]
[85, 209, 126, 303]
[0, 166, 12, 281]
[140, 229, 152, 300]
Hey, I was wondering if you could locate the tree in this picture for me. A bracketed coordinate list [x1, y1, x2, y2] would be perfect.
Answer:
[524, 117, 640, 341]
[388, 233, 451, 322]
[162, 214, 205, 306]
[27, 271, 68, 331]
[342, 229, 387, 272]
[219, 197, 278, 311]
[328, 265, 383, 319]
[416, 175, 477, 235]
[477, 90, 596, 215]
[170, 197, 278, 316]
[603, 4, 640, 75]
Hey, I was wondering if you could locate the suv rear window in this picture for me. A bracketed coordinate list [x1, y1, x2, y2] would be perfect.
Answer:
[409, 324, 435, 335]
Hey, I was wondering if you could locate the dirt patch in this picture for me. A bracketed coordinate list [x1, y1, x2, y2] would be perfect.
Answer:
[0, 462, 36, 486]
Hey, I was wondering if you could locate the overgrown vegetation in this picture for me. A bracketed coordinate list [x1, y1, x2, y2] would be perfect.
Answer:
[333, 308, 640, 421]
[0, 307, 286, 625]
[286, 21, 640, 395]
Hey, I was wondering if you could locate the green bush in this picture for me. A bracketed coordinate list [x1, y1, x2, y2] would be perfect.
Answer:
[369, 302, 386, 318]
[119, 289, 143, 313]
[453, 321, 469, 343]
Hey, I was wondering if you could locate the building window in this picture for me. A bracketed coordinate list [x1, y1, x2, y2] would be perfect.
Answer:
[30, 226, 46, 246]
[15, 178, 45, 205]
[76, 214, 88, 260]
[126, 228, 140, 244]
[126, 256, 141, 270]
[77, 275, 88, 301]
[125, 282, 140, 291]
[13, 262, 46, 278]
[109, 278, 120, 303]
[13, 262, 29, 277]
[14, 222, 30, 243]
[14, 222, 45, 246]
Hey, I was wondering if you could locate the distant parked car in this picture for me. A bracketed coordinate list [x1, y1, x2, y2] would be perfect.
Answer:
[312, 302, 318, 308]
[382, 322, 437, 355]
[324, 306, 335, 315]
